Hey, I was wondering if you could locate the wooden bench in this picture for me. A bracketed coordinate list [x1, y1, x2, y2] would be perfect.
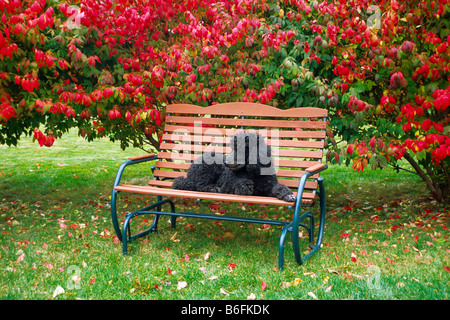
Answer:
[111, 102, 328, 269]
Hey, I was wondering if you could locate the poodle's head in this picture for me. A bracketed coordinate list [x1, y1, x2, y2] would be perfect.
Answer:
[224, 132, 275, 175]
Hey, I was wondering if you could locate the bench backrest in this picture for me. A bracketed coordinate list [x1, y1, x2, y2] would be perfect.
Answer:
[151, 102, 328, 204]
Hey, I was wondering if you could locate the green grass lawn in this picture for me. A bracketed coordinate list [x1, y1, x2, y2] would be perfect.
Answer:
[0, 130, 448, 300]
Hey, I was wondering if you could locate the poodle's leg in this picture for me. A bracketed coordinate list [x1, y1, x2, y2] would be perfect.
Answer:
[271, 183, 296, 202]
[172, 176, 197, 190]
[231, 179, 254, 196]
[198, 184, 221, 193]
[174, 177, 220, 193]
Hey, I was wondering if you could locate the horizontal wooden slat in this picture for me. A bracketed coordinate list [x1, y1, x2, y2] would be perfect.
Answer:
[164, 125, 326, 139]
[275, 159, 321, 168]
[154, 159, 321, 170]
[159, 143, 323, 159]
[115, 184, 315, 205]
[153, 170, 187, 179]
[276, 169, 315, 178]
[277, 149, 323, 158]
[166, 103, 328, 118]
[155, 161, 190, 170]
[148, 180, 173, 188]
[160, 142, 227, 154]
[153, 168, 318, 181]
[156, 152, 324, 165]
[161, 134, 325, 149]
[148, 176, 318, 190]
[166, 116, 326, 129]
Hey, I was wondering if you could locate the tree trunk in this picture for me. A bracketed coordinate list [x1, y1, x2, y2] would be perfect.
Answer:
[403, 152, 448, 204]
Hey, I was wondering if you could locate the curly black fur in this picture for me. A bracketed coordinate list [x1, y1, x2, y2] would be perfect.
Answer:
[172, 132, 296, 202]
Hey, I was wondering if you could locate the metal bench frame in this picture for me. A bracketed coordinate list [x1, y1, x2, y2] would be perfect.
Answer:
[111, 103, 328, 269]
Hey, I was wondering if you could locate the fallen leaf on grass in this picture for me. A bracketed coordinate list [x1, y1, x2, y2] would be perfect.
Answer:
[177, 281, 187, 290]
[303, 272, 316, 278]
[261, 281, 267, 290]
[291, 278, 302, 286]
[220, 288, 230, 296]
[326, 268, 339, 275]
[16, 253, 25, 263]
[204, 252, 210, 260]
[307, 292, 318, 300]
[247, 293, 256, 300]
[72, 275, 81, 285]
[386, 257, 396, 264]
[224, 231, 235, 239]
[53, 285, 65, 298]
[170, 232, 178, 242]
[324, 285, 333, 292]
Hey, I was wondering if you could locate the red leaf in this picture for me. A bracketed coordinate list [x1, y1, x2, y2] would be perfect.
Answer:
[261, 281, 267, 290]
[16, 253, 25, 263]
[386, 257, 395, 264]
[443, 266, 450, 273]
[347, 144, 354, 155]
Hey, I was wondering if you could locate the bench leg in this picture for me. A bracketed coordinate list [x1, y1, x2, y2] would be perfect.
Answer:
[111, 190, 122, 241]
[116, 196, 176, 255]
[314, 177, 327, 250]
[303, 177, 326, 263]
[278, 225, 290, 270]
[290, 177, 326, 266]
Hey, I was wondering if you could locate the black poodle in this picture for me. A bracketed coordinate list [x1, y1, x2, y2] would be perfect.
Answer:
[172, 131, 296, 202]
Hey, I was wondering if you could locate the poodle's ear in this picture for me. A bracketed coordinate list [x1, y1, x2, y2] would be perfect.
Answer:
[246, 134, 276, 176]
[256, 135, 272, 163]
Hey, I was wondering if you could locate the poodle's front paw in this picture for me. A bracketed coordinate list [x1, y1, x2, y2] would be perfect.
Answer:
[207, 185, 221, 193]
[233, 180, 254, 195]
[211, 186, 221, 193]
[283, 193, 296, 202]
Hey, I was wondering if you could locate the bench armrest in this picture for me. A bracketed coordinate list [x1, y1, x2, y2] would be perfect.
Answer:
[127, 153, 156, 161]
[294, 163, 328, 205]
[113, 153, 158, 190]
[305, 163, 328, 175]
